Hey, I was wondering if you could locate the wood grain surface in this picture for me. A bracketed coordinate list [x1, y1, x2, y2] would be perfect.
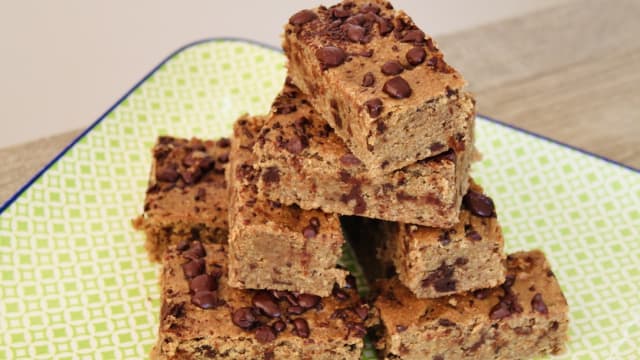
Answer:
[1, 0, 638, 205]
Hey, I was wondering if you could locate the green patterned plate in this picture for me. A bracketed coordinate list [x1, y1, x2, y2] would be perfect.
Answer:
[1, 39, 639, 359]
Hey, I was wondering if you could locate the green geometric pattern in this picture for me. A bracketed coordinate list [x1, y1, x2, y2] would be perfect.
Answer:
[0, 39, 638, 359]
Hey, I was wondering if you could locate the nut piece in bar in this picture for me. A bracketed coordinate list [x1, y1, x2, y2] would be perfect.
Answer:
[254, 80, 474, 228]
[284, 0, 475, 174]
[374, 250, 569, 359]
[133, 136, 230, 262]
[226, 115, 347, 296]
[151, 242, 371, 359]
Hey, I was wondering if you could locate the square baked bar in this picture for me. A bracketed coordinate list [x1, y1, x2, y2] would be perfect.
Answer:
[374, 250, 569, 359]
[254, 80, 473, 228]
[343, 181, 506, 298]
[152, 242, 371, 359]
[227, 115, 347, 296]
[284, 0, 475, 174]
[133, 136, 230, 262]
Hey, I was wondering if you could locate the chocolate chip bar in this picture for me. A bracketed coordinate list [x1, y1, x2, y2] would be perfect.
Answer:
[284, 0, 475, 174]
[227, 115, 348, 296]
[254, 80, 473, 228]
[133, 136, 230, 262]
[343, 181, 506, 298]
[374, 250, 569, 359]
[152, 242, 371, 359]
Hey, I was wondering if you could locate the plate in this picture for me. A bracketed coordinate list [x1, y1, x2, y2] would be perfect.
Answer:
[0, 39, 639, 359]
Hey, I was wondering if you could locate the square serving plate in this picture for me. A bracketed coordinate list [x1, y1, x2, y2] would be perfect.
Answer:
[0, 39, 638, 359]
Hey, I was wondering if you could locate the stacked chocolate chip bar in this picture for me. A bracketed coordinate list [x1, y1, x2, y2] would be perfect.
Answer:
[135, 0, 569, 359]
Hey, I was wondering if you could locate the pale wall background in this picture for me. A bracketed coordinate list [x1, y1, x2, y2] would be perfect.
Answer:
[0, 0, 564, 147]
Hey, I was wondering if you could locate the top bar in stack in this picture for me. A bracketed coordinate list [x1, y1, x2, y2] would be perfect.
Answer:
[284, 0, 475, 174]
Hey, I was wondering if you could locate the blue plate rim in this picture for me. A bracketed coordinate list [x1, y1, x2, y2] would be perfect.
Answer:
[1, 37, 637, 215]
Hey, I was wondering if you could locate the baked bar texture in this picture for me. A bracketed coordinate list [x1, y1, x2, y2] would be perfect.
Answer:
[283, 0, 475, 174]
[343, 181, 506, 298]
[374, 250, 569, 360]
[133, 136, 230, 262]
[227, 115, 347, 296]
[152, 242, 371, 359]
[254, 80, 473, 228]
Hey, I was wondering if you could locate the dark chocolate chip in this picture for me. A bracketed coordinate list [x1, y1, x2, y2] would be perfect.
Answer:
[176, 240, 190, 251]
[252, 291, 281, 318]
[272, 290, 298, 306]
[182, 258, 205, 278]
[182, 241, 206, 260]
[377, 17, 394, 35]
[191, 291, 220, 309]
[466, 229, 482, 241]
[255, 325, 277, 343]
[463, 190, 495, 217]
[364, 98, 383, 117]
[316, 46, 346, 69]
[292, 318, 310, 338]
[354, 305, 369, 320]
[309, 217, 320, 228]
[438, 231, 451, 246]
[332, 287, 349, 301]
[438, 318, 456, 327]
[261, 167, 280, 184]
[401, 29, 425, 43]
[217, 153, 229, 164]
[362, 72, 375, 87]
[344, 23, 366, 42]
[531, 293, 549, 314]
[422, 262, 456, 292]
[345, 274, 358, 290]
[285, 136, 305, 154]
[348, 321, 367, 338]
[550, 321, 559, 331]
[473, 289, 491, 300]
[189, 274, 217, 293]
[156, 165, 179, 182]
[231, 307, 257, 329]
[289, 9, 317, 26]
[383, 76, 412, 99]
[287, 306, 305, 315]
[297, 294, 321, 309]
[396, 324, 407, 332]
[273, 320, 286, 333]
[381, 61, 404, 75]
[302, 225, 317, 239]
[406, 47, 426, 65]
[455, 257, 469, 266]
[217, 138, 231, 148]
[340, 154, 362, 167]
[360, 3, 380, 14]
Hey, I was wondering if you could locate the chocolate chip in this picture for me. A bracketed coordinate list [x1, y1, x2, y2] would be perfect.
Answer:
[531, 293, 549, 314]
[309, 217, 320, 228]
[347, 321, 367, 338]
[360, 3, 380, 14]
[298, 294, 321, 309]
[490, 290, 523, 320]
[252, 291, 281, 318]
[176, 240, 190, 251]
[406, 47, 426, 65]
[401, 29, 425, 44]
[156, 165, 179, 182]
[340, 154, 362, 166]
[438, 232, 451, 246]
[427, 56, 451, 73]
[422, 263, 456, 292]
[179, 167, 202, 185]
[182, 258, 205, 278]
[302, 225, 317, 239]
[438, 318, 456, 327]
[362, 72, 375, 87]
[550, 321, 559, 331]
[194, 188, 206, 201]
[376, 119, 387, 134]
[292, 318, 310, 338]
[316, 46, 346, 69]
[396, 324, 407, 332]
[231, 307, 257, 329]
[191, 291, 220, 309]
[383, 76, 412, 98]
[287, 306, 305, 315]
[433, 356, 444, 360]
[189, 274, 217, 293]
[344, 23, 366, 42]
[377, 17, 394, 35]
[273, 320, 286, 333]
[272, 290, 298, 306]
[332, 8, 351, 18]
[289, 9, 317, 26]
[217, 138, 231, 148]
[364, 98, 383, 117]
[463, 190, 495, 217]
[345, 274, 358, 290]
[261, 167, 280, 184]
[354, 305, 369, 320]
[455, 257, 469, 266]
[332, 286, 349, 301]
[473, 289, 491, 300]
[182, 241, 206, 260]
[255, 325, 277, 343]
[217, 153, 229, 164]
[381, 61, 404, 76]
[466, 229, 482, 241]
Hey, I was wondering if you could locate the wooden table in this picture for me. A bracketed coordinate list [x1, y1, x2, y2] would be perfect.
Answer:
[1, 0, 638, 205]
